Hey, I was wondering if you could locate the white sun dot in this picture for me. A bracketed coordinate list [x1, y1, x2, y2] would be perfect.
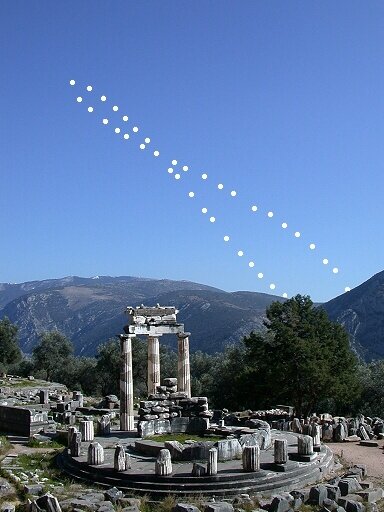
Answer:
[175, 173, 180, 179]
[210, 216, 216, 223]
[200, 174, 207, 181]
[102, 118, 109, 125]
[251, 205, 258, 212]
[309, 243, 316, 250]
[294, 231, 301, 238]
[76, 96, 83, 103]
[267, 211, 274, 218]
[113, 105, 118, 112]
[188, 192, 195, 198]
[258, 272, 264, 279]
[115, 128, 121, 134]
[124, 134, 129, 139]
[145, 137, 150, 143]
[202, 208, 208, 214]
[237, 251, 244, 257]
[69, 79, 76, 86]
[333, 267, 339, 274]
[270, 283, 276, 290]
[345, 286, 351, 292]
[86, 85, 92, 91]
[223, 235, 230, 242]
[123, 115, 129, 122]
[133, 127, 139, 133]
[218, 183, 224, 190]
[183, 165, 189, 172]
[231, 191, 237, 197]
[88, 107, 94, 112]
[168, 168, 173, 174]
[154, 150, 160, 157]
[101, 95, 107, 102]
[323, 258, 329, 265]
[172, 159, 177, 165]
[282, 222, 288, 229]
[282, 293, 288, 298]
[249, 261, 255, 268]
[140, 143, 145, 149]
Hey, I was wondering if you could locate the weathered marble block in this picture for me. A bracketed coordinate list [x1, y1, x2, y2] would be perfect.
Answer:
[155, 449, 172, 476]
[216, 438, 243, 461]
[114, 444, 126, 471]
[70, 431, 82, 457]
[298, 435, 314, 455]
[242, 444, 260, 472]
[207, 447, 218, 476]
[274, 439, 288, 465]
[80, 420, 94, 442]
[98, 415, 111, 435]
[87, 442, 104, 465]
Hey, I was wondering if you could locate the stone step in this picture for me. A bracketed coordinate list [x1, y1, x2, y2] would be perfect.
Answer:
[57, 448, 333, 498]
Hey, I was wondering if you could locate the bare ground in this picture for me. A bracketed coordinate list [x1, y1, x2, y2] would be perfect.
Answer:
[326, 441, 384, 486]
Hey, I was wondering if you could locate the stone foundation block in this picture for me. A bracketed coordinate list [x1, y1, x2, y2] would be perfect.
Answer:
[339, 478, 363, 496]
[338, 499, 365, 512]
[309, 485, 328, 506]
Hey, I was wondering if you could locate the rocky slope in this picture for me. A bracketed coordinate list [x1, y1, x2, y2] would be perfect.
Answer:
[0, 276, 278, 355]
[2, 271, 384, 360]
[322, 270, 384, 361]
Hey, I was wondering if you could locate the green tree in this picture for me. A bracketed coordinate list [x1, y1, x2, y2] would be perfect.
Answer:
[32, 331, 73, 381]
[241, 295, 360, 416]
[0, 317, 22, 372]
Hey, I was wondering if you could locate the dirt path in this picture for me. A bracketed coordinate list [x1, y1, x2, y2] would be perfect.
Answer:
[326, 442, 384, 486]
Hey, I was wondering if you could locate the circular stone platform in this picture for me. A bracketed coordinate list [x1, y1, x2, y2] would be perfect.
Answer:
[57, 431, 334, 499]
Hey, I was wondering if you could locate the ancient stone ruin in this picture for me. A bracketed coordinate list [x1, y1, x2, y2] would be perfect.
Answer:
[119, 304, 191, 431]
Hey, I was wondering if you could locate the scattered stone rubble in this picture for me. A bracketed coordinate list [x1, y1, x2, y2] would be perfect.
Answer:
[137, 379, 213, 437]
[18, 463, 384, 512]
[270, 414, 384, 445]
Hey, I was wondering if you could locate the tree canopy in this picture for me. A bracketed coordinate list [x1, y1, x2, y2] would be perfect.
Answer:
[32, 330, 73, 381]
[0, 317, 22, 371]
[240, 295, 360, 416]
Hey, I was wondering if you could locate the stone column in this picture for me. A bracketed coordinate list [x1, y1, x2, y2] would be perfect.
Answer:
[67, 426, 77, 448]
[274, 439, 288, 465]
[80, 420, 94, 442]
[147, 336, 161, 395]
[177, 332, 191, 398]
[207, 447, 218, 475]
[114, 444, 126, 472]
[155, 449, 172, 476]
[298, 435, 314, 455]
[242, 445, 260, 472]
[70, 431, 82, 457]
[98, 414, 111, 435]
[312, 425, 321, 447]
[87, 442, 104, 465]
[39, 390, 49, 404]
[120, 335, 134, 431]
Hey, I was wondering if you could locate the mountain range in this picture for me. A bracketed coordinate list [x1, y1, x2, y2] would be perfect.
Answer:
[0, 272, 383, 360]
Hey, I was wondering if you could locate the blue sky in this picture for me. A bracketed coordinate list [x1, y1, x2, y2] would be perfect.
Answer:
[1, 1, 383, 302]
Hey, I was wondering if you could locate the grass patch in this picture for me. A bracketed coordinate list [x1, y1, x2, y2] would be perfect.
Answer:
[27, 439, 66, 449]
[146, 433, 223, 443]
[0, 436, 11, 456]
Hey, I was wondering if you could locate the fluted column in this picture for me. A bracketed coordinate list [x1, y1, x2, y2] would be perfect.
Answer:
[207, 447, 218, 475]
[242, 445, 260, 472]
[298, 434, 314, 455]
[177, 332, 191, 398]
[120, 334, 134, 431]
[147, 336, 161, 395]
[274, 439, 288, 464]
